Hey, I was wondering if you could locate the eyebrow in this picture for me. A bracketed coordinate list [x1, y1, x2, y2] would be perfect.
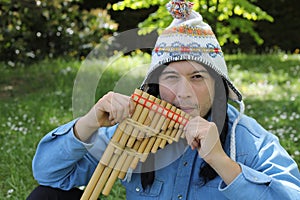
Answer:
[161, 70, 208, 75]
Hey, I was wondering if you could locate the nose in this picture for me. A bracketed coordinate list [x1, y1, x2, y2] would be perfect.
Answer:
[176, 77, 193, 99]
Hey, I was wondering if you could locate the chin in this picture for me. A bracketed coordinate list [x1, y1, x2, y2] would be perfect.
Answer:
[188, 110, 201, 117]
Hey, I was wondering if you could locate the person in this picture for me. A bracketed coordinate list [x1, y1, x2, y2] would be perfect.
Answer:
[27, 0, 300, 199]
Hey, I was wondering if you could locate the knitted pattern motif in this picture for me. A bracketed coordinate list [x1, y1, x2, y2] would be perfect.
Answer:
[154, 43, 223, 57]
[163, 25, 215, 37]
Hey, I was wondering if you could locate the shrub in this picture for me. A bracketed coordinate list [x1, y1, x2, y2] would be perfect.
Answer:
[0, 0, 118, 65]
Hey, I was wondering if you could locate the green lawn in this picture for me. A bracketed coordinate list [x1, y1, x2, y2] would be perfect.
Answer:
[0, 53, 299, 199]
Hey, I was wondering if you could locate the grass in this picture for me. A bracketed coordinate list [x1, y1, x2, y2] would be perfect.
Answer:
[226, 54, 300, 158]
[0, 53, 299, 199]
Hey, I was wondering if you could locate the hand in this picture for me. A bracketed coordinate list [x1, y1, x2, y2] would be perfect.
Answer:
[184, 116, 225, 164]
[91, 91, 135, 126]
[184, 116, 242, 185]
[74, 92, 135, 141]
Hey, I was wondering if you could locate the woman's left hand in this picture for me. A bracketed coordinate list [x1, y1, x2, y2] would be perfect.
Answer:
[184, 116, 226, 164]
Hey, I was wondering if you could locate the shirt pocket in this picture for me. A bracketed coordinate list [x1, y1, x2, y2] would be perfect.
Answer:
[191, 177, 224, 200]
[122, 176, 164, 199]
[192, 176, 221, 188]
[205, 177, 221, 188]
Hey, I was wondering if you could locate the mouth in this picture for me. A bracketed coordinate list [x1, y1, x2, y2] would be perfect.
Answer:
[177, 106, 197, 114]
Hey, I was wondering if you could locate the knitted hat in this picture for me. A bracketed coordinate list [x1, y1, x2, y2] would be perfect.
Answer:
[142, 0, 242, 102]
[142, 0, 245, 161]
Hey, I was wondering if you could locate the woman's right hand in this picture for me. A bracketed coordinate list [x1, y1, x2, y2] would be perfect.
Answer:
[74, 92, 135, 142]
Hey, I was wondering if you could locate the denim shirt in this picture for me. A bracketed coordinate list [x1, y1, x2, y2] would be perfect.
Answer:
[32, 104, 300, 199]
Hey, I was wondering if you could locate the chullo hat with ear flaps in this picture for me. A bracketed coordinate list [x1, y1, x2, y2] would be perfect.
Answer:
[141, 0, 245, 161]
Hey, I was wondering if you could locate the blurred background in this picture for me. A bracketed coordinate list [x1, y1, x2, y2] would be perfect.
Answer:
[1, 0, 299, 65]
[0, 0, 299, 199]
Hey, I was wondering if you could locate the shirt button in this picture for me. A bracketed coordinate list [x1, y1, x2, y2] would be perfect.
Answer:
[135, 187, 140, 192]
[177, 194, 183, 199]
[183, 161, 188, 166]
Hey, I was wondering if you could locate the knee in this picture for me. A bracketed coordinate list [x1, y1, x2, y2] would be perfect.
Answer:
[27, 185, 83, 200]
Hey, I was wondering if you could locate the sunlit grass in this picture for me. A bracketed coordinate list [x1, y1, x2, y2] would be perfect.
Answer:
[227, 53, 300, 161]
[0, 53, 299, 199]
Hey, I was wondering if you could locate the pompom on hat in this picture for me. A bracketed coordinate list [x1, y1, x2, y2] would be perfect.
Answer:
[142, 0, 245, 161]
[166, 0, 194, 19]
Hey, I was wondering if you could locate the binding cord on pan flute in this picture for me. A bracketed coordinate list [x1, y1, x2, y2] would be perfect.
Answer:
[80, 89, 191, 200]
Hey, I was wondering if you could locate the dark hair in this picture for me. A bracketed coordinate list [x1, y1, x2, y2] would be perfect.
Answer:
[140, 63, 229, 189]
[198, 74, 229, 185]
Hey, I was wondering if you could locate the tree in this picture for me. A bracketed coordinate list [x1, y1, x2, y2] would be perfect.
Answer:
[111, 0, 273, 46]
[0, 0, 118, 64]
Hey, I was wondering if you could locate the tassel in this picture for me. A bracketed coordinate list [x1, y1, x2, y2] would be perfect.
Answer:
[230, 100, 245, 161]
[123, 168, 133, 183]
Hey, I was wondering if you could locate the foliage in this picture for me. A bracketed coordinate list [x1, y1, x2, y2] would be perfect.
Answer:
[111, 0, 273, 46]
[0, 53, 299, 199]
[0, 0, 118, 64]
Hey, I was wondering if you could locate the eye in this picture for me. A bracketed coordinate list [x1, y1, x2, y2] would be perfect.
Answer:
[161, 74, 179, 81]
[166, 75, 179, 79]
[191, 74, 203, 80]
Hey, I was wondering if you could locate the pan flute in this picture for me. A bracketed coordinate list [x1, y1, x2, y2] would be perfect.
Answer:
[81, 89, 191, 200]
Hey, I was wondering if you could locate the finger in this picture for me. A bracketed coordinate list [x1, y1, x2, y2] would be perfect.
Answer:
[191, 140, 200, 150]
[109, 94, 132, 123]
[120, 97, 132, 120]
[96, 92, 115, 113]
[184, 129, 194, 145]
[115, 96, 131, 121]
[97, 94, 117, 123]
[108, 112, 114, 121]
[184, 116, 205, 131]
[128, 99, 135, 117]
[116, 106, 127, 122]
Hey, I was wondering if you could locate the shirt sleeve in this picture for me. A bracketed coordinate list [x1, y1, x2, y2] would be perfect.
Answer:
[32, 119, 116, 190]
[218, 137, 300, 199]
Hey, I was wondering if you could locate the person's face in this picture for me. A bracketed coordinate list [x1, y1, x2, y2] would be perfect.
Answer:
[158, 61, 215, 117]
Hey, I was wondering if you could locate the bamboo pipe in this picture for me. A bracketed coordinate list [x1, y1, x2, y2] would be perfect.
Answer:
[80, 123, 125, 200]
[81, 89, 145, 200]
[151, 106, 178, 153]
[118, 97, 162, 179]
[128, 101, 173, 171]
[158, 108, 181, 149]
[82, 89, 191, 198]
[101, 94, 156, 195]
[88, 90, 150, 198]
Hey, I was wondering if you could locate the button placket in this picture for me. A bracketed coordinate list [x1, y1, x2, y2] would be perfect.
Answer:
[172, 147, 197, 199]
